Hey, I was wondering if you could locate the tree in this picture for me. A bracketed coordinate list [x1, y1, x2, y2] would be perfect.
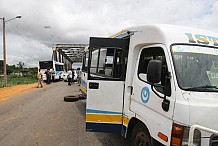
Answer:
[17, 61, 24, 69]
[6, 64, 14, 75]
[0, 60, 3, 75]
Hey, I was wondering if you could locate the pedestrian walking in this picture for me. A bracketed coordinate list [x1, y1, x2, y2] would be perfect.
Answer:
[37, 69, 43, 88]
[52, 68, 55, 83]
[77, 68, 81, 85]
[45, 68, 51, 84]
[67, 69, 72, 86]
[72, 69, 75, 84]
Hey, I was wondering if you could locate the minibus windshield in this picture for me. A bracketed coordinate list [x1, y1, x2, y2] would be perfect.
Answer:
[172, 45, 218, 91]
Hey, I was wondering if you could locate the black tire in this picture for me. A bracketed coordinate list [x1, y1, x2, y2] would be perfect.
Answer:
[78, 94, 86, 100]
[131, 122, 152, 146]
[64, 95, 79, 102]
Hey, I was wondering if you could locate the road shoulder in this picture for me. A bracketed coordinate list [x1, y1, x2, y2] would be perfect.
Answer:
[0, 82, 41, 101]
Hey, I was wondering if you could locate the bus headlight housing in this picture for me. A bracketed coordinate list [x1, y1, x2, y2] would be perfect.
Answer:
[171, 123, 201, 146]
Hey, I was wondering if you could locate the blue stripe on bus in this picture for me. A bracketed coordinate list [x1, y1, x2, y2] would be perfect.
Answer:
[81, 79, 87, 88]
[86, 109, 122, 115]
[86, 122, 122, 134]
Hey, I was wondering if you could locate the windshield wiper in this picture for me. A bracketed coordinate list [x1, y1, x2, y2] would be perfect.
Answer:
[185, 85, 218, 91]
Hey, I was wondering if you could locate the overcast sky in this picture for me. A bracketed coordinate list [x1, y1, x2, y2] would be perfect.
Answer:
[0, 0, 218, 67]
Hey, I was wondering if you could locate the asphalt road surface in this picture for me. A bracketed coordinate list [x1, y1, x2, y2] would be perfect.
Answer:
[0, 81, 130, 146]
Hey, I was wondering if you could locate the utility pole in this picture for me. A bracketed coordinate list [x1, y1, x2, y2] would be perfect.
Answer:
[1, 16, 21, 87]
[2, 17, 7, 87]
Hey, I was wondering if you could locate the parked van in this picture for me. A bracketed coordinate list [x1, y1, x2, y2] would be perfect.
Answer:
[85, 24, 218, 146]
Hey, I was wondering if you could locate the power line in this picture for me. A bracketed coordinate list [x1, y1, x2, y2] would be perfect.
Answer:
[6, 23, 47, 53]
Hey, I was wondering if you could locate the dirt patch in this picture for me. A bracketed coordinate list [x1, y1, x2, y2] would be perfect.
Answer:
[0, 82, 44, 101]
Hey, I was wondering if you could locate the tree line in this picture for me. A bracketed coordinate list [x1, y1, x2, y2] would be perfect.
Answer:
[0, 60, 38, 76]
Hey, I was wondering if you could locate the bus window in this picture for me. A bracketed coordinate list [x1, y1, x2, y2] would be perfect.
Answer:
[39, 61, 53, 69]
[89, 47, 124, 80]
[55, 64, 64, 71]
[138, 47, 171, 96]
[82, 52, 89, 72]
[90, 49, 99, 74]
[98, 49, 107, 75]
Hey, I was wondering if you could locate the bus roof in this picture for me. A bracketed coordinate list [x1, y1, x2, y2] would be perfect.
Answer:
[110, 24, 218, 47]
[109, 30, 129, 38]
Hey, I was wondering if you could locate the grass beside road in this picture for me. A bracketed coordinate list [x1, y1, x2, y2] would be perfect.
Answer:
[0, 75, 37, 88]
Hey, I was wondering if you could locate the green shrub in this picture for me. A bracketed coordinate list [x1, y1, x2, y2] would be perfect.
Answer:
[0, 75, 37, 88]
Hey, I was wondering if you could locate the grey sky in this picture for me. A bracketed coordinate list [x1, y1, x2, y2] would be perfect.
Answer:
[0, 0, 218, 67]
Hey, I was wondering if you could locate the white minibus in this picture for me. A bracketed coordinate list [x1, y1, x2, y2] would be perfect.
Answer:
[85, 24, 218, 146]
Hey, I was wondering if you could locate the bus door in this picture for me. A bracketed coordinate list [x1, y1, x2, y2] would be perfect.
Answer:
[80, 50, 89, 97]
[86, 37, 128, 134]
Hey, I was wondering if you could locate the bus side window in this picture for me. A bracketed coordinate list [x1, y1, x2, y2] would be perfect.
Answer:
[89, 47, 126, 80]
[82, 52, 89, 72]
[138, 58, 151, 80]
[138, 47, 171, 96]
[113, 49, 123, 78]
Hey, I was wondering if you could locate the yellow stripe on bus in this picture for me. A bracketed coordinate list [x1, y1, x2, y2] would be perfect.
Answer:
[122, 115, 130, 126]
[80, 86, 87, 93]
[86, 114, 122, 123]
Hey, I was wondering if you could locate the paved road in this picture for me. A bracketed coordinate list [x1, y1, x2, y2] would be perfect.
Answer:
[0, 81, 130, 146]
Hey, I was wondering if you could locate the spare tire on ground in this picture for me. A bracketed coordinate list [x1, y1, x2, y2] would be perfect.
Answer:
[78, 94, 86, 100]
[64, 95, 79, 102]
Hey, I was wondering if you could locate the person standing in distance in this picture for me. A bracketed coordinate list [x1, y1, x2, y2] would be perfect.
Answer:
[67, 69, 72, 86]
[37, 69, 43, 88]
[51, 68, 55, 83]
[72, 69, 75, 84]
[45, 68, 51, 84]
[77, 68, 81, 85]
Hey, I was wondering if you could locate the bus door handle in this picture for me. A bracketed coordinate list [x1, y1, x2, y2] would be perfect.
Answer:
[89, 82, 99, 89]
[127, 86, 133, 95]
[130, 86, 133, 95]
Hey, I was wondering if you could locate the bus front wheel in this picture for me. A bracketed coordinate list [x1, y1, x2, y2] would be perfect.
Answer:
[131, 122, 152, 146]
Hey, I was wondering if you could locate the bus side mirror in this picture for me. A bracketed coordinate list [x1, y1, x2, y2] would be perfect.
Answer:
[147, 60, 162, 83]
[147, 60, 170, 112]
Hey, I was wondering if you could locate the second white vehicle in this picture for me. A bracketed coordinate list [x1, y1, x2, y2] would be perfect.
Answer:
[63, 70, 78, 82]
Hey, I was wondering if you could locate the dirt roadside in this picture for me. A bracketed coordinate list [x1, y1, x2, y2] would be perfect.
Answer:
[0, 82, 45, 101]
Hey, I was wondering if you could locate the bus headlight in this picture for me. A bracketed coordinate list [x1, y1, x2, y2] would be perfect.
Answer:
[171, 123, 201, 146]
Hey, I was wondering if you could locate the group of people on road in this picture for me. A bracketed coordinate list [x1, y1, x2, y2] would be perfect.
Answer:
[37, 68, 55, 88]
[37, 68, 81, 88]
[45, 68, 55, 84]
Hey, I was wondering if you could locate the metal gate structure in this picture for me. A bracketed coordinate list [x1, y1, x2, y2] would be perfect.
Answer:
[52, 44, 88, 70]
